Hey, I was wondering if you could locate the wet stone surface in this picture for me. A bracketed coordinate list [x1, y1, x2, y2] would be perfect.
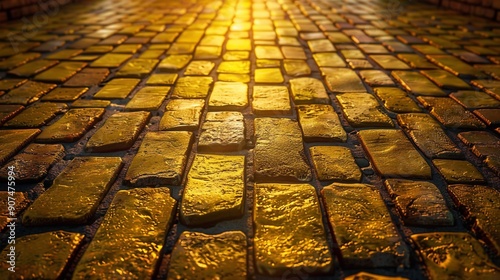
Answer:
[0, 0, 499, 279]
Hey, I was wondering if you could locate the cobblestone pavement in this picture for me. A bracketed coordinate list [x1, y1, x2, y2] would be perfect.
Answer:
[0, 0, 500, 279]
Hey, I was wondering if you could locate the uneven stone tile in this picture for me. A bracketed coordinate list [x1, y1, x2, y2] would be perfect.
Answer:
[289, 77, 329, 104]
[254, 118, 311, 182]
[172, 76, 213, 98]
[359, 129, 431, 179]
[125, 86, 170, 111]
[255, 68, 284, 83]
[308, 39, 335, 53]
[448, 184, 500, 255]
[180, 154, 245, 226]
[397, 54, 438, 69]
[322, 68, 366, 92]
[159, 99, 204, 131]
[218, 73, 250, 83]
[345, 272, 409, 280]
[370, 55, 410, 70]
[309, 146, 361, 182]
[297, 104, 346, 142]
[0, 52, 40, 70]
[0, 81, 56, 105]
[373, 87, 421, 113]
[4, 102, 67, 128]
[255, 45, 283, 59]
[433, 159, 485, 184]
[347, 59, 374, 69]
[411, 232, 500, 279]
[73, 188, 176, 279]
[427, 54, 488, 78]
[0, 78, 27, 90]
[116, 58, 159, 78]
[0, 231, 84, 279]
[0, 143, 64, 182]
[254, 183, 332, 276]
[252, 85, 291, 115]
[22, 157, 122, 225]
[313, 53, 346, 67]
[450, 91, 500, 109]
[41, 87, 88, 101]
[397, 113, 462, 159]
[256, 59, 280, 68]
[8, 59, 58, 77]
[458, 131, 500, 147]
[322, 183, 409, 268]
[37, 108, 105, 143]
[146, 73, 178, 85]
[198, 112, 245, 152]
[358, 44, 388, 54]
[223, 51, 250, 61]
[93, 78, 140, 99]
[86, 111, 150, 152]
[71, 99, 110, 108]
[0, 129, 40, 165]
[417, 97, 486, 129]
[125, 131, 192, 186]
[281, 46, 306, 59]
[336, 93, 393, 127]
[385, 179, 453, 226]
[168, 231, 247, 280]
[184, 60, 215, 75]
[359, 70, 395, 86]
[420, 69, 471, 89]
[90, 53, 132, 68]
[0, 105, 24, 125]
[284, 59, 311, 76]
[412, 45, 446, 55]
[112, 44, 142, 54]
[158, 55, 192, 71]
[34, 62, 86, 83]
[474, 109, 500, 126]
[209, 81, 248, 110]
[194, 46, 221, 59]
[0, 191, 29, 231]
[391, 71, 446, 96]
[46, 49, 82, 60]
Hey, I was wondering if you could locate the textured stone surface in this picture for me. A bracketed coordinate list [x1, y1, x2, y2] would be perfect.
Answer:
[359, 129, 431, 179]
[433, 159, 485, 184]
[125, 131, 192, 186]
[168, 231, 247, 280]
[159, 99, 205, 131]
[208, 81, 248, 110]
[93, 78, 140, 99]
[22, 157, 122, 226]
[3, 102, 67, 128]
[323, 68, 366, 92]
[254, 118, 311, 182]
[373, 87, 421, 113]
[417, 97, 486, 129]
[397, 113, 462, 159]
[0, 231, 84, 280]
[73, 188, 176, 279]
[411, 232, 500, 279]
[254, 183, 332, 276]
[297, 104, 346, 142]
[86, 111, 150, 152]
[392, 71, 446, 96]
[385, 179, 454, 226]
[0, 81, 56, 105]
[345, 272, 409, 280]
[322, 183, 409, 268]
[0, 144, 64, 182]
[336, 93, 394, 127]
[125, 86, 170, 111]
[289, 77, 329, 104]
[0, 129, 40, 165]
[180, 154, 245, 226]
[37, 108, 105, 143]
[448, 184, 500, 256]
[172, 76, 213, 98]
[252, 85, 291, 115]
[198, 111, 245, 152]
[309, 146, 362, 182]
